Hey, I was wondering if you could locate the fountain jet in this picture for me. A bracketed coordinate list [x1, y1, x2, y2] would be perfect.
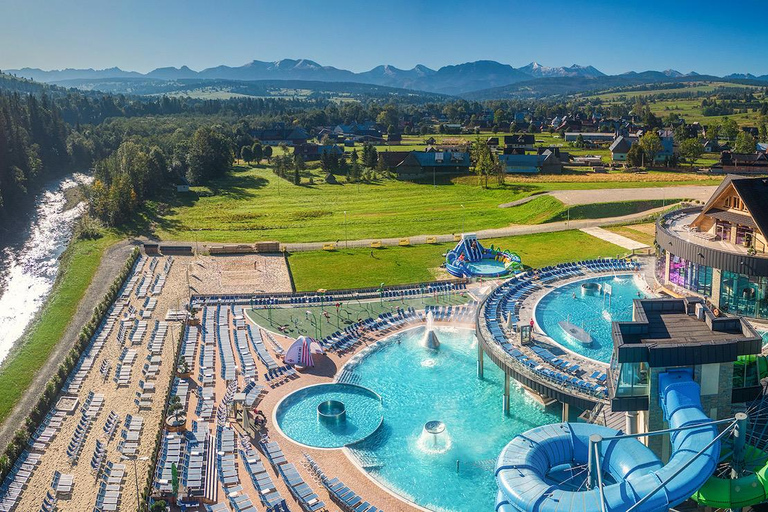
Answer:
[424, 311, 440, 349]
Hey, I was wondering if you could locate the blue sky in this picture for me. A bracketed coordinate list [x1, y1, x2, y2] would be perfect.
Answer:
[0, 0, 764, 76]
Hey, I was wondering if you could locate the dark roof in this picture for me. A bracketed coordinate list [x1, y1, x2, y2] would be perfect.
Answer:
[609, 136, 632, 153]
[706, 208, 757, 229]
[503, 134, 535, 146]
[699, 175, 768, 238]
[614, 297, 760, 366]
[731, 176, 768, 237]
[379, 151, 410, 167]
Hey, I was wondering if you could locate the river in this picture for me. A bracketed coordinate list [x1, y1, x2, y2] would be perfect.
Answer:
[0, 173, 91, 364]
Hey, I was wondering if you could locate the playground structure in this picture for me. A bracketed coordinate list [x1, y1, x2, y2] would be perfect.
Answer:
[445, 234, 522, 278]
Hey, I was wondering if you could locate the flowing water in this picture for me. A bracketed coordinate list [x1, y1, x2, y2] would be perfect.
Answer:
[0, 173, 90, 363]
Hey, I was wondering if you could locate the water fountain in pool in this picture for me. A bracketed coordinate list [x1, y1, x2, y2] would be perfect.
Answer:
[423, 311, 440, 349]
[417, 420, 452, 454]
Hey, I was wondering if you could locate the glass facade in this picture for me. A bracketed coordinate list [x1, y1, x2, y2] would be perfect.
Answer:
[614, 362, 650, 398]
[667, 254, 713, 296]
[719, 271, 768, 319]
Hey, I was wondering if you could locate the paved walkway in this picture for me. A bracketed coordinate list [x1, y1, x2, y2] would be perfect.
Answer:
[579, 227, 650, 251]
[548, 185, 717, 206]
[282, 204, 676, 252]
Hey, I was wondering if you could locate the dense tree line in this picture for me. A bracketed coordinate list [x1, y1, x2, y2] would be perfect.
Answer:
[0, 92, 70, 220]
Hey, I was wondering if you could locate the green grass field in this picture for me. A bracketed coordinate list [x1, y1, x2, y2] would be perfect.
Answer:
[149, 164, 719, 244]
[246, 294, 470, 338]
[287, 230, 626, 291]
[0, 233, 120, 422]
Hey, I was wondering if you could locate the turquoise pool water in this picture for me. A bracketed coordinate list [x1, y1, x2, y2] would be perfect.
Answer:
[466, 259, 507, 276]
[347, 327, 561, 512]
[275, 383, 384, 448]
[534, 274, 649, 363]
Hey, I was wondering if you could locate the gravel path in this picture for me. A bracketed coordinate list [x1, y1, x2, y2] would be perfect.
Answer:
[547, 185, 717, 205]
[0, 239, 138, 449]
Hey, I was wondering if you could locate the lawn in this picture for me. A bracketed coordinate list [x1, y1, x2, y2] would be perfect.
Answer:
[287, 230, 626, 291]
[150, 165, 719, 244]
[605, 224, 657, 247]
[246, 294, 470, 339]
[0, 232, 120, 422]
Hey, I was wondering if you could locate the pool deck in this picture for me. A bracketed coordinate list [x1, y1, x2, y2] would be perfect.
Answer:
[478, 264, 655, 412]
[177, 298, 480, 512]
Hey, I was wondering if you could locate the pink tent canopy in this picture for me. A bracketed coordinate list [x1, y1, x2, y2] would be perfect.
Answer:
[284, 336, 324, 367]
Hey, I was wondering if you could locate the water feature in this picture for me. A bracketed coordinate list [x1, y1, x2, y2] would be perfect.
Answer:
[275, 383, 384, 448]
[423, 310, 440, 349]
[0, 173, 90, 363]
[534, 274, 651, 363]
[346, 326, 561, 512]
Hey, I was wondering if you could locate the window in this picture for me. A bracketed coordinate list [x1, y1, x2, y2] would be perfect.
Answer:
[667, 255, 713, 296]
[725, 197, 731, 208]
[615, 362, 650, 398]
[719, 271, 768, 319]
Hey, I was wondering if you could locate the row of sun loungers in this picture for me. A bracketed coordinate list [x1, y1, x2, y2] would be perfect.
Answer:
[95, 462, 124, 511]
[27, 410, 66, 453]
[240, 440, 285, 509]
[264, 366, 298, 387]
[212, 280, 468, 308]
[154, 433, 183, 494]
[213, 306, 237, 381]
[234, 329, 257, 378]
[183, 421, 210, 499]
[148, 320, 169, 355]
[482, 259, 635, 400]
[0, 451, 42, 510]
[118, 415, 144, 456]
[304, 454, 383, 512]
[248, 326, 280, 371]
[260, 438, 325, 512]
[319, 307, 421, 353]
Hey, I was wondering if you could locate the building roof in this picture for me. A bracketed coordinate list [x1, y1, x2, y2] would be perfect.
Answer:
[614, 297, 760, 366]
[503, 134, 535, 146]
[696, 174, 768, 238]
[609, 136, 633, 153]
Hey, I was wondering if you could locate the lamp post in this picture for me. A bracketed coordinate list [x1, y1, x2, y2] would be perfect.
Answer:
[121, 454, 150, 511]
[344, 211, 348, 249]
[461, 204, 466, 235]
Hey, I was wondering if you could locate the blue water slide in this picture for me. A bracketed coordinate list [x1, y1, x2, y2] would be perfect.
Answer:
[495, 369, 720, 512]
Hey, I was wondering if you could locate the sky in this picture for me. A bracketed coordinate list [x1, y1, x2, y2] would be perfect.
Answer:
[0, 0, 765, 76]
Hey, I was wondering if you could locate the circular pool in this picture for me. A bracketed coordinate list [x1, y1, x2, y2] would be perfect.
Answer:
[465, 259, 509, 277]
[534, 274, 651, 363]
[345, 326, 561, 512]
[275, 383, 383, 448]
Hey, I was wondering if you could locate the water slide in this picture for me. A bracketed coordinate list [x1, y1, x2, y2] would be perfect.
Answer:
[495, 369, 721, 512]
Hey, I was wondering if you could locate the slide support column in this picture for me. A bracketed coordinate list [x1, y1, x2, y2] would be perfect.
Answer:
[732, 412, 748, 478]
[477, 342, 484, 379]
[503, 372, 510, 415]
[587, 434, 602, 489]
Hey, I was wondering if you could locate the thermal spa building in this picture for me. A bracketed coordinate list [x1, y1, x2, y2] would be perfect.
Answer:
[610, 296, 761, 456]
[655, 175, 768, 320]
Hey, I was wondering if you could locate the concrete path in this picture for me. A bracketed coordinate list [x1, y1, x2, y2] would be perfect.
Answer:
[548, 185, 717, 206]
[283, 204, 675, 252]
[579, 227, 649, 251]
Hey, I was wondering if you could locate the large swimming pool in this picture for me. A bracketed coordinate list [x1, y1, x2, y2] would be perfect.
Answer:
[534, 274, 650, 363]
[345, 326, 561, 512]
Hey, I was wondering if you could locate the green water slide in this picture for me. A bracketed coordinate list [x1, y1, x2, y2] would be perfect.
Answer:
[692, 446, 768, 509]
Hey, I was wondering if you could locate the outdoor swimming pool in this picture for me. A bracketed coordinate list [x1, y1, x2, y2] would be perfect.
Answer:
[345, 326, 561, 512]
[465, 259, 508, 276]
[534, 274, 650, 363]
[275, 383, 384, 448]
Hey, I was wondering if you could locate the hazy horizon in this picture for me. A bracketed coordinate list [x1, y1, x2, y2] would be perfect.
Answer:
[1, 0, 766, 76]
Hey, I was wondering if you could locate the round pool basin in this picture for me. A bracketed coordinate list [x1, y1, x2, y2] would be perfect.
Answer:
[534, 275, 650, 363]
[275, 383, 383, 448]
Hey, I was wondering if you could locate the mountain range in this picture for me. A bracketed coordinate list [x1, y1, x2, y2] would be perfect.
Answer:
[5, 59, 768, 97]
[1, 59, 625, 96]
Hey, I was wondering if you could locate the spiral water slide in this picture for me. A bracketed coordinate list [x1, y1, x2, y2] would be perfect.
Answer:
[495, 370, 724, 512]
